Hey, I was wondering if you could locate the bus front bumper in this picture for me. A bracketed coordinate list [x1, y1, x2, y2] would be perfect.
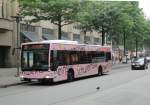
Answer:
[20, 75, 53, 83]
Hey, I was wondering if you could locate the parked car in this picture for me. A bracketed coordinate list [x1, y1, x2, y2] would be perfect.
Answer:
[122, 56, 130, 64]
[146, 56, 150, 62]
[122, 57, 127, 64]
[131, 57, 148, 70]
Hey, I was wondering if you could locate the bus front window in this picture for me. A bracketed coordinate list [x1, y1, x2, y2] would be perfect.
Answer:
[22, 50, 49, 71]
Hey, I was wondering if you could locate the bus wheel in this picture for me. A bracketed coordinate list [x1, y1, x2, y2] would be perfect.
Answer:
[98, 66, 103, 76]
[67, 70, 74, 82]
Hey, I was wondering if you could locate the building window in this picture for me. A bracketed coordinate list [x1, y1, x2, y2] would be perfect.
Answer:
[73, 25, 81, 30]
[20, 24, 36, 32]
[62, 32, 69, 40]
[85, 36, 91, 42]
[42, 28, 55, 40]
[42, 28, 53, 35]
[0, 0, 4, 18]
[94, 38, 100, 43]
[73, 34, 81, 43]
[21, 36, 31, 43]
[73, 34, 80, 40]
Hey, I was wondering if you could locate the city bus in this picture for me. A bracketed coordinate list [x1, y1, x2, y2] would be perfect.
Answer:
[20, 40, 112, 83]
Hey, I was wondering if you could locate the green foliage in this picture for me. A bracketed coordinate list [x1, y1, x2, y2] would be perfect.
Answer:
[75, 1, 95, 37]
[77, 1, 150, 50]
[14, 0, 150, 50]
[17, 0, 81, 39]
[19, 0, 80, 23]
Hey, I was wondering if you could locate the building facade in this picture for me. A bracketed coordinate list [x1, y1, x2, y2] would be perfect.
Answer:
[0, 0, 18, 67]
[20, 21, 102, 45]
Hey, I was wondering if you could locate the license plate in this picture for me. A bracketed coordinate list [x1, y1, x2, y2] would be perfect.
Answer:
[31, 79, 38, 82]
[135, 65, 140, 67]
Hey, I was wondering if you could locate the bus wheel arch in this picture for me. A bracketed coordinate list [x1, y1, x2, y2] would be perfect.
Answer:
[98, 66, 103, 76]
[67, 68, 74, 82]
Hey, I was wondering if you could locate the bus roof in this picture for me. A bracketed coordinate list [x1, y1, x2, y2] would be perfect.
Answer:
[21, 40, 111, 47]
[42, 40, 78, 44]
[22, 40, 78, 45]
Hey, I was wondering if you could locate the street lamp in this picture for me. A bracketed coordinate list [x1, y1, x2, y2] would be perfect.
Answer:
[11, 14, 22, 76]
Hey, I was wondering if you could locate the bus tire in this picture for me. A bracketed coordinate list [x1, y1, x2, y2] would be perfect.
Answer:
[98, 66, 103, 76]
[67, 69, 74, 82]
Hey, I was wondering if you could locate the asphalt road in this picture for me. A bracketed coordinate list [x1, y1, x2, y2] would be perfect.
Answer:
[0, 65, 150, 105]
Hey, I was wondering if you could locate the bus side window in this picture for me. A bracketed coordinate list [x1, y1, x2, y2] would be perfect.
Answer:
[59, 51, 70, 65]
[79, 51, 91, 64]
[106, 52, 111, 61]
[91, 51, 105, 63]
[66, 54, 70, 65]
[75, 54, 79, 64]
[50, 50, 59, 71]
[70, 53, 78, 65]
[57, 51, 63, 65]
[70, 54, 74, 65]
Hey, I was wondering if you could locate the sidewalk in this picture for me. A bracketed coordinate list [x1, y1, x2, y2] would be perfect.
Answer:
[0, 63, 130, 87]
[112, 63, 131, 69]
[0, 68, 23, 87]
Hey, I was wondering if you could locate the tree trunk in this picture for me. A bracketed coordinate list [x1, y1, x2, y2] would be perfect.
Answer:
[58, 16, 62, 40]
[123, 30, 127, 63]
[135, 36, 138, 57]
[83, 30, 87, 44]
[102, 26, 105, 46]
[123, 31, 126, 56]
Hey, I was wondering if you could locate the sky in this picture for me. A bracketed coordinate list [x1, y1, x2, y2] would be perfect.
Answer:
[93, 0, 150, 19]
[138, 0, 150, 19]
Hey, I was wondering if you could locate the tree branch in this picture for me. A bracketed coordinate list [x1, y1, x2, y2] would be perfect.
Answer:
[61, 22, 73, 26]
[52, 22, 59, 25]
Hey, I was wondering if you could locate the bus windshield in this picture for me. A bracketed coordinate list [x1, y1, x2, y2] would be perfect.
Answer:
[21, 44, 49, 71]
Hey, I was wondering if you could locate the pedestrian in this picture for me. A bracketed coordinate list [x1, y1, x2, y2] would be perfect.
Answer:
[119, 56, 122, 63]
[112, 55, 114, 64]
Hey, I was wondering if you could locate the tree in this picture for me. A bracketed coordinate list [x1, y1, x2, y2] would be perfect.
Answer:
[15, 0, 150, 49]
[91, 1, 121, 46]
[17, 0, 81, 39]
[129, 2, 146, 57]
[108, 1, 147, 56]
[75, 1, 94, 43]
[144, 21, 150, 51]
[111, 2, 135, 56]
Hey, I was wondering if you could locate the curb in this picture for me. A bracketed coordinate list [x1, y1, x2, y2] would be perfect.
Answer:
[0, 82, 28, 88]
[112, 64, 130, 70]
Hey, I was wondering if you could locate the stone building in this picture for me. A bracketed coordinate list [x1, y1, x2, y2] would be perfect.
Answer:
[0, 0, 18, 67]
[20, 21, 102, 45]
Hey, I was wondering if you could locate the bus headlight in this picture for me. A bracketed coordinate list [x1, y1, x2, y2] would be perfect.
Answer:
[45, 75, 50, 79]
[20, 75, 25, 81]
[20, 75, 24, 78]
